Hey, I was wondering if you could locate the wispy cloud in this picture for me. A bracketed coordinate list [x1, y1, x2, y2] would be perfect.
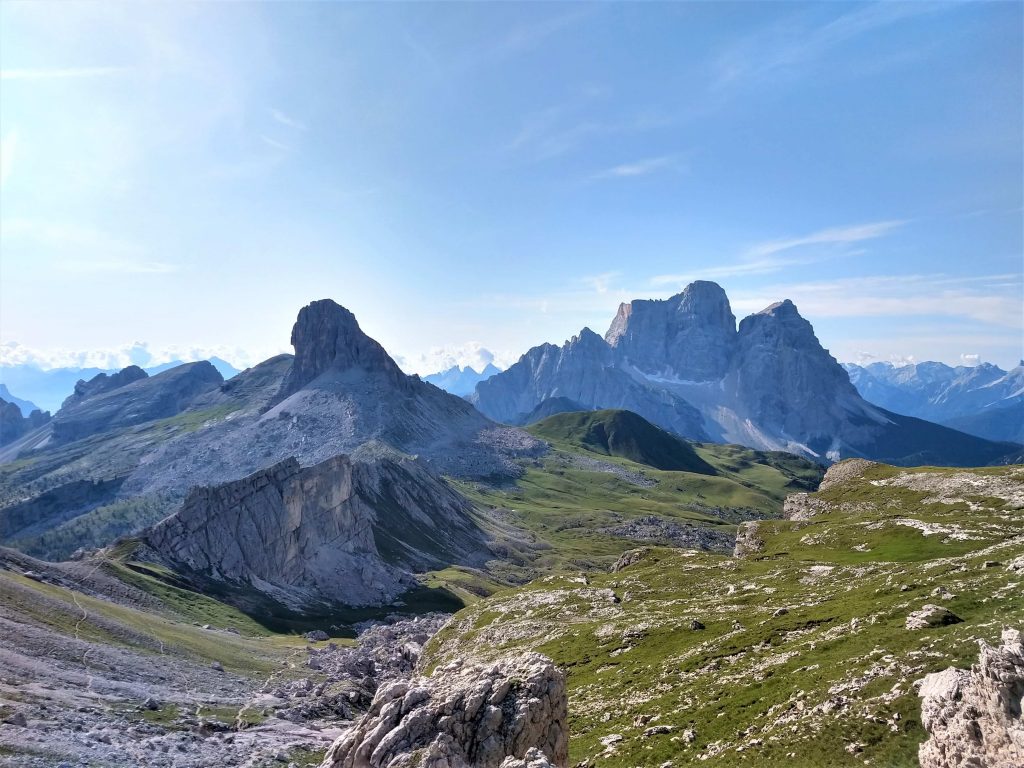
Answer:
[260, 135, 291, 152]
[730, 273, 1023, 329]
[713, 3, 947, 89]
[270, 108, 305, 131]
[653, 220, 906, 286]
[582, 271, 621, 294]
[745, 220, 906, 259]
[496, 8, 593, 56]
[0, 66, 127, 80]
[591, 154, 684, 181]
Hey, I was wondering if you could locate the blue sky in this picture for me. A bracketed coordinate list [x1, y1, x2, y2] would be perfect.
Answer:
[1, 1, 1021, 373]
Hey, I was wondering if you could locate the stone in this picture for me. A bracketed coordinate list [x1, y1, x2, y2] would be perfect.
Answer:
[611, 548, 650, 573]
[689, 620, 705, 631]
[906, 605, 963, 631]
[305, 630, 330, 642]
[918, 627, 1024, 767]
[210, 661, 224, 672]
[3, 711, 27, 727]
[733, 522, 764, 558]
[319, 653, 567, 768]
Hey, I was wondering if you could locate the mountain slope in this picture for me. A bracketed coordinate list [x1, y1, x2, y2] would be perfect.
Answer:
[529, 409, 717, 475]
[0, 301, 540, 560]
[472, 282, 1019, 467]
[844, 361, 1024, 443]
[0, 384, 41, 417]
[422, 460, 1024, 767]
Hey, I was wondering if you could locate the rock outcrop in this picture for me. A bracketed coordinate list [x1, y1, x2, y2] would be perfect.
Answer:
[319, 652, 568, 768]
[0, 398, 50, 446]
[281, 299, 406, 396]
[143, 449, 488, 608]
[61, 365, 149, 409]
[51, 361, 223, 443]
[471, 282, 1018, 467]
[733, 522, 764, 558]
[906, 605, 964, 631]
[918, 627, 1024, 767]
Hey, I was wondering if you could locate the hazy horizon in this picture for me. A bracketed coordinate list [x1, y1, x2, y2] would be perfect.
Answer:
[2, 1, 1022, 373]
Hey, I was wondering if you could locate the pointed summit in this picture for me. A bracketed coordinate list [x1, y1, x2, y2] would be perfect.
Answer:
[281, 299, 402, 395]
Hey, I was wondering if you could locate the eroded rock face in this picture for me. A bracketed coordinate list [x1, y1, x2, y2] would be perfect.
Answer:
[320, 653, 568, 768]
[281, 299, 405, 396]
[143, 450, 487, 607]
[61, 365, 148, 409]
[733, 521, 764, 558]
[605, 280, 737, 382]
[918, 627, 1024, 767]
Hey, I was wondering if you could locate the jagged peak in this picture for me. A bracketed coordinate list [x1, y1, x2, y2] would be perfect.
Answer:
[281, 299, 402, 395]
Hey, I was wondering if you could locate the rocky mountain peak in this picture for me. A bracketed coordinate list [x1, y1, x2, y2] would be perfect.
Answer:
[604, 280, 737, 381]
[281, 299, 402, 395]
[62, 365, 148, 410]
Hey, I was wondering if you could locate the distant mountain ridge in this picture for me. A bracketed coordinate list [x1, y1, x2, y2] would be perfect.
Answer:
[843, 361, 1023, 443]
[0, 357, 241, 413]
[424, 363, 502, 396]
[0, 384, 42, 417]
[471, 281, 1019, 467]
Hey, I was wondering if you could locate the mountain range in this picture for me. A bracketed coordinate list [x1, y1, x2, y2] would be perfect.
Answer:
[843, 361, 1023, 443]
[423, 363, 502, 396]
[0, 356, 241, 414]
[470, 281, 1019, 467]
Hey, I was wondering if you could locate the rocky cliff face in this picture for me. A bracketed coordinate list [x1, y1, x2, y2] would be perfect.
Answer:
[918, 627, 1023, 768]
[0, 398, 50, 447]
[143, 450, 489, 608]
[606, 280, 737, 381]
[281, 299, 406, 396]
[51, 362, 223, 443]
[61, 365, 149, 410]
[472, 282, 1017, 466]
[471, 329, 707, 439]
[319, 652, 568, 768]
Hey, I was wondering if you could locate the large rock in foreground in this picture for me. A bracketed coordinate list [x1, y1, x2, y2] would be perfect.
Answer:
[320, 653, 568, 768]
[918, 627, 1024, 767]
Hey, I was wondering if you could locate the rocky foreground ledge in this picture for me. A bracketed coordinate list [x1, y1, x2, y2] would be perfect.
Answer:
[320, 652, 567, 768]
[918, 627, 1024, 768]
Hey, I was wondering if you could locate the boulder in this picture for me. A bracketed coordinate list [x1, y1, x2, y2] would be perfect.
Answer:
[918, 627, 1024, 767]
[733, 522, 764, 558]
[906, 605, 964, 631]
[319, 653, 568, 768]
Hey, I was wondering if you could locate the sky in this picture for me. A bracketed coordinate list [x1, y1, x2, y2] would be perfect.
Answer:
[1, 1, 1021, 375]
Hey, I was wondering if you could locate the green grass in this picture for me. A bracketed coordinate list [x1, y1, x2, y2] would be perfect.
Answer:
[423, 462, 1024, 767]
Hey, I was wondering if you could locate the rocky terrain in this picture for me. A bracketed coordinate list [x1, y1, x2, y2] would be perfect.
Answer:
[472, 281, 1020, 466]
[0, 300, 542, 561]
[320, 652, 567, 768]
[917, 627, 1023, 767]
[142, 450, 490, 610]
[422, 460, 1024, 766]
[0, 396, 49, 447]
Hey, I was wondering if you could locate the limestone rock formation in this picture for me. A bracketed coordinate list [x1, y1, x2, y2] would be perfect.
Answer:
[143, 449, 488, 608]
[906, 605, 963, 631]
[733, 522, 764, 558]
[0, 398, 50, 447]
[61, 365, 149, 409]
[281, 299, 406, 396]
[605, 280, 736, 382]
[51, 361, 223, 443]
[320, 653, 568, 768]
[918, 627, 1024, 767]
[471, 282, 1017, 467]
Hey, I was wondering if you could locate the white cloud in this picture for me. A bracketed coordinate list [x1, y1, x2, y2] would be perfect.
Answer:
[270, 108, 306, 131]
[744, 220, 906, 259]
[653, 220, 906, 286]
[0, 66, 127, 80]
[395, 342, 516, 376]
[959, 353, 981, 367]
[260, 135, 291, 152]
[591, 154, 684, 180]
[582, 271, 620, 294]
[0, 340, 266, 371]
